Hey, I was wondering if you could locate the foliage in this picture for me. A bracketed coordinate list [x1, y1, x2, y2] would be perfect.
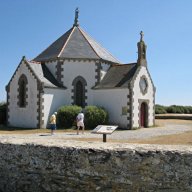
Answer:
[0, 102, 6, 124]
[155, 104, 192, 114]
[57, 105, 108, 129]
[84, 106, 108, 129]
[0, 102, 6, 111]
[0, 102, 7, 110]
[155, 104, 167, 114]
[57, 105, 82, 128]
[166, 105, 192, 114]
[183, 106, 192, 114]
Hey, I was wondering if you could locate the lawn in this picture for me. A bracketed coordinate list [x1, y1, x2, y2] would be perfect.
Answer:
[68, 131, 192, 145]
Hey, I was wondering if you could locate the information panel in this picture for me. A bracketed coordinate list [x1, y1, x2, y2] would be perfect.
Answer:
[91, 125, 118, 135]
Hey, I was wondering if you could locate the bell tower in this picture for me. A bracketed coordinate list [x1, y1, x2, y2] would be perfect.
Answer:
[137, 31, 147, 66]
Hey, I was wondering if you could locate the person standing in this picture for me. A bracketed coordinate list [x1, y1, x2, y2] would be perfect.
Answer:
[50, 112, 57, 135]
[76, 110, 84, 135]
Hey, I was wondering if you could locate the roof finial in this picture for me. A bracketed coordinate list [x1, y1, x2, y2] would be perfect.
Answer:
[140, 31, 144, 41]
[73, 7, 79, 27]
[22, 55, 26, 61]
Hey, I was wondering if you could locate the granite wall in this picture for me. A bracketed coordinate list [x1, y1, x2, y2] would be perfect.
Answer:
[0, 143, 192, 192]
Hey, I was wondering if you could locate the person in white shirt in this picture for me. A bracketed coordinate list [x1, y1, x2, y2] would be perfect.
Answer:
[76, 110, 84, 135]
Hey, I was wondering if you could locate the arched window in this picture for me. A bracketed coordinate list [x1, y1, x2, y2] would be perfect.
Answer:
[76, 80, 83, 107]
[72, 76, 87, 108]
[18, 74, 28, 108]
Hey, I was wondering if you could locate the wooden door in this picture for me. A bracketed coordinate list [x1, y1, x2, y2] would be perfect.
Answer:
[140, 102, 147, 127]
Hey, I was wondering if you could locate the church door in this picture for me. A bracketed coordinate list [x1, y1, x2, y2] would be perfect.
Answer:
[140, 102, 148, 127]
[75, 80, 84, 107]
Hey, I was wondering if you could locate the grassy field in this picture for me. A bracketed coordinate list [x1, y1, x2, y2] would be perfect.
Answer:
[69, 131, 192, 145]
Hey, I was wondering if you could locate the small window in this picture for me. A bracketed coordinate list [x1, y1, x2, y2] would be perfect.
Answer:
[72, 76, 87, 108]
[76, 80, 83, 107]
[122, 106, 128, 115]
[139, 76, 148, 94]
[18, 75, 28, 108]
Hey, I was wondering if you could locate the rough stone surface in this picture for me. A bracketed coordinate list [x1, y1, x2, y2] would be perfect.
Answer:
[0, 139, 192, 192]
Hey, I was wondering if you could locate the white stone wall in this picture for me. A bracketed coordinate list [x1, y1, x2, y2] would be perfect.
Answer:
[94, 89, 129, 128]
[132, 66, 154, 128]
[8, 61, 38, 128]
[42, 88, 66, 128]
[62, 60, 97, 105]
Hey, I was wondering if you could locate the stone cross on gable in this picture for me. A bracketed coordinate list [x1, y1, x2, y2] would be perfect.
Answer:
[140, 31, 144, 42]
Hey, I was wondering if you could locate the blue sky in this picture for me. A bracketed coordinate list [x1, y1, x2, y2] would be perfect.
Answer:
[0, 0, 192, 105]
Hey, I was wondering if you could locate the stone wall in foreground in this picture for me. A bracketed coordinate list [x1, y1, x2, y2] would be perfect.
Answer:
[0, 143, 192, 192]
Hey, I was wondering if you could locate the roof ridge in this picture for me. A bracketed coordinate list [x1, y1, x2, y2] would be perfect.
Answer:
[124, 62, 137, 65]
[25, 60, 42, 84]
[34, 26, 121, 63]
[94, 63, 137, 89]
[113, 63, 136, 67]
[79, 27, 121, 63]
[34, 27, 74, 61]
[28, 60, 64, 88]
[29, 60, 41, 64]
[58, 27, 75, 57]
[78, 27, 101, 59]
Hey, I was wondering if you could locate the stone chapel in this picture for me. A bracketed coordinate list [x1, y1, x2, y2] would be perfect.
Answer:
[6, 9, 155, 129]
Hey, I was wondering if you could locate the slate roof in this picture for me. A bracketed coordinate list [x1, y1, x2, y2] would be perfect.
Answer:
[27, 59, 137, 89]
[27, 60, 64, 88]
[94, 63, 137, 89]
[34, 26, 120, 63]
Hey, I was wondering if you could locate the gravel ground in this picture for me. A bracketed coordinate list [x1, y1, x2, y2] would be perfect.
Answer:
[108, 124, 192, 140]
[0, 121, 192, 144]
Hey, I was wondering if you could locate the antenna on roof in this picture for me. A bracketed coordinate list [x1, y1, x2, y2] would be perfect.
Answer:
[73, 7, 79, 27]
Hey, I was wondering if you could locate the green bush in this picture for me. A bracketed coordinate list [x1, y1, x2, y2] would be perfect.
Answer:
[0, 102, 6, 124]
[0, 102, 6, 111]
[84, 106, 108, 129]
[155, 104, 167, 114]
[57, 105, 82, 128]
[155, 104, 192, 114]
[167, 105, 185, 114]
[184, 106, 192, 114]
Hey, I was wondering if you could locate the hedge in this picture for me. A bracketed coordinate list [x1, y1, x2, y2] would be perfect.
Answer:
[57, 105, 108, 129]
[84, 106, 108, 129]
[155, 104, 167, 114]
[0, 102, 6, 124]
[57, 105, 82, 128]
[155, 104, 192, 114]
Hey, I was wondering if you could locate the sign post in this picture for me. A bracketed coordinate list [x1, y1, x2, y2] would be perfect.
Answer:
[91, 125, 118, 142]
